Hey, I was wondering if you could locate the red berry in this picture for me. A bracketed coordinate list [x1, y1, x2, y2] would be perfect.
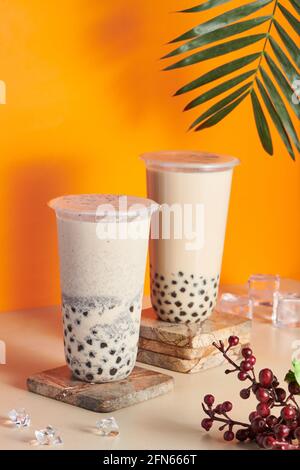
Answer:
[223, 430, 234, 441]
[281, 405, 296, 421]
[274, 387, 286, 402]
[240, 360, 253, 372]
[266, 415, 278, 428]
[252, 383, 260, 393]
[249, 411, 260, 422]
[240, 388, 251, 399]
[274, 424, 290, 439]
[288, 381, 300, 395]
[241, 347, 252, 358]
[294, 427, 300, 441]
[256, 403, 270, 418]
[256, 433, 266, 448]
[236, 429, 249, 442]
[222, 401, 233, 413]
[255, 388, 270, 403]
[215, 404, 223, 414]
[238, 371, 248, 381]
[263, 435, 276, 449]
[251, 417, 266, 433]
[259, 368, 274, 388]
[248, 355, 256, 366]
[201, 418, 213, 431]
[228, 336, 239, 347]
[204, 394, 215, 407]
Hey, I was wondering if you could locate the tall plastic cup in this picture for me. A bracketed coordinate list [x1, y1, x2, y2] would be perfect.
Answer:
[141, 151, 239, 324]
[49, 194, 158, 383]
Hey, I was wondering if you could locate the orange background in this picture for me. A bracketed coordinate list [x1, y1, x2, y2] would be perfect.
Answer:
[0, 0, 299, 311]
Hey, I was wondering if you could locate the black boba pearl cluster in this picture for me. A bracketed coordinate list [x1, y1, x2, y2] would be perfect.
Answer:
[150, 272, 219, 324]
[62, 292, 142, 383]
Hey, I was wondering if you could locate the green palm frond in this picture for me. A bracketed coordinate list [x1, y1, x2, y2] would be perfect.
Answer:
[163, 0, 300, 158]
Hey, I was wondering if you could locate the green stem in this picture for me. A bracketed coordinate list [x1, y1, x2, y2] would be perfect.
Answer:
[250, 0, 278, 92]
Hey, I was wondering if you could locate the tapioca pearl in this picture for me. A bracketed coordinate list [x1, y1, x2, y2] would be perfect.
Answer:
[171, 292, 177, 298]
[76, 319, 81, 326]
[97, 368, 103, 375]
[193, 283, 198, 288]
[74, 369, 80, 376]
[66, 356, 70, 364]
[89, 351, 96, 358]
[67, 346, 71, 354]
[110, 368, 117, 376]
[214, 292, 217, 298]
[65, 313, 70, 320]
[91, 329, 97, 336]
[78, 344, 84, 352]
[204, 296, 209, 302]
[199, 289, 205, 295]
[184, 280, 189, 285]
[86, 338, 93, 346]
[203, 280, 207, 285]
[172, 280, 177, 285]
[164, 300, 171, 305]
[186, 320, 191, 324]
[174, 317, 181, 323]
[64, 329, 67, 337]
[169, 310, 174, 314]
[209, 301, 213, 308]
[188, 302, 194, 308]
[180, 287, 186, 293]
[153, 305, 158, 312]
[160, 291, 165, 297]
[164, 285, 168, 289]
[70, 337, 75, 343]
[195, 318, 201, 323]
[199, 304, 204, 308]
[71, 307, 76, 313]
[174, 301, 182, 308]
[154, 273, 158, 279]
[83, 311, 88, 317]
[160, 275, 165, 281]
[116, 356, 122, 364]
[202, 311, 207, 316]
[180, 311, 187, 316]
[192, 312, 198, 317]
[67, 324, 72, 333]
[100, 342, 108, 348]
[155, 282, 160, 289]
[126, 359, 130, 366]
[86, 373, 94, 381]
[178, 272, 184, 277]
[157, 299, 162, 306]
[129, 306, 134, 312]
[190, 274, 194, 279]
[189, 293, 195, 297]
[214, 282, 218, 288]
[86, 361, 92, 368]
[160, 309, 165, 315]
[110, 349, 116, 355]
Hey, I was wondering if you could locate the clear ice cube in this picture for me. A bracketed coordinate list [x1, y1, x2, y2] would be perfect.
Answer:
[8, 408, 31, 428]
[35, 425, 63, 446]
[96, 417, 119, 437]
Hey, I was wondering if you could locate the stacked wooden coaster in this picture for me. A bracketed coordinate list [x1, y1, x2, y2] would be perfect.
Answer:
[137, 307, 251, 374]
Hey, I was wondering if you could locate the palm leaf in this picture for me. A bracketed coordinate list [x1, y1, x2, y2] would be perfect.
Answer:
[274, 20, 300, 67]
[165, 0, 300, 158]
[164, 34, 265, 70]
[289, 0, 300, 15]
[175, 53, 261, 95]
[195, 92, 249, 130]
[269, 37, 299, 83]
[185, 70, 255, 110]
[256, 78, 295, 159]
[190, 82, 252, 129]
[260, 67, 300, 152]
[179, 0, 232, 13]
[171, 0, 272, 43]
[265, 52, 300, 119]
[278, 3, 300, 35]
[251, 89, 273, 155]
[163, 17, 270, 59]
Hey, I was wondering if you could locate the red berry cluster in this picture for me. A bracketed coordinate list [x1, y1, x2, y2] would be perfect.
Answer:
[201, 336, 300, 450]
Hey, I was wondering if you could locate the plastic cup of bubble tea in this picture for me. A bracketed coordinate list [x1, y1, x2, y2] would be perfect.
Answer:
[49, 194, 159, 383]
[141, 150, 239, 324]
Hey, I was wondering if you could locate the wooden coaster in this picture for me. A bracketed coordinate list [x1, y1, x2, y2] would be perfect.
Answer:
[138, 308, 251, 373]
[27, 365, 174, 413]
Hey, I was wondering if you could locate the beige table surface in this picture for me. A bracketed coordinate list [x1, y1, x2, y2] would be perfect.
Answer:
[0, 296, 299, 451]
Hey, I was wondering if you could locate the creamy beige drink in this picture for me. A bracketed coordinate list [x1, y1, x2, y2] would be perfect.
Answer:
[142, 151, 239, 324]
[49, 194, 158, 383]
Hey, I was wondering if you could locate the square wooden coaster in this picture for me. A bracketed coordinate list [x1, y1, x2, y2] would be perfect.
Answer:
[27, 365, 174, 413]
[138, 308, 251, 373]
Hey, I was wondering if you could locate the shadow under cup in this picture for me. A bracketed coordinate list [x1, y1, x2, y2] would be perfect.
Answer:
[141, 151, 240, 325]
[49, 194, 158, 383]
